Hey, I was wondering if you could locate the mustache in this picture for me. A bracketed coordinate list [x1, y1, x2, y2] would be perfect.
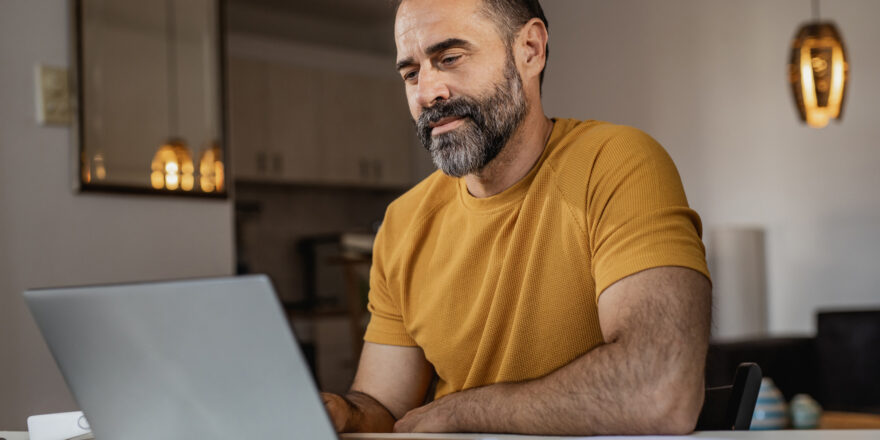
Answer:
[416, 97, 484, 143]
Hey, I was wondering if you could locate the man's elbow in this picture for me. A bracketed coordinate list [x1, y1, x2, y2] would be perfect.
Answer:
[648, 378, 704, 435]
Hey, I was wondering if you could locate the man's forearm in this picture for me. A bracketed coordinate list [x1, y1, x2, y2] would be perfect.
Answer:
[435, 337, 705, 435]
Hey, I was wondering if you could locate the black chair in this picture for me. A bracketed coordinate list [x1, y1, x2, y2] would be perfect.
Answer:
[696, 362, 762, 430]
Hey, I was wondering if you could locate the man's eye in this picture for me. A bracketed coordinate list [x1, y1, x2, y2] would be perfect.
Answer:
[441, 55, 461, 66]
[403, 70, 418, 82]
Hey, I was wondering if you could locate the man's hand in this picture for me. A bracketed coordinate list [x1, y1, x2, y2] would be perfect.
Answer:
[320, 390, 399, 432]
[393, 394, 457, 433]
[321, 392, 353, 432]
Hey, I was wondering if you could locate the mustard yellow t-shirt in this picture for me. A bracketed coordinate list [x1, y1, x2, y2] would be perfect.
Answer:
[364, 119, 709, 399]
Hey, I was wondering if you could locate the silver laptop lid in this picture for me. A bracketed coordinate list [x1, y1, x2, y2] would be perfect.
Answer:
[24, 275, 338, 440]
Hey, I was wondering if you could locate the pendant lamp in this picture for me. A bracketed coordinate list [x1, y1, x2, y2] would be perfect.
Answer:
[151, 139, 194, 191]
[82, 152, 107, 184]
[788, 0, 849, 128]
[198, 141, 224, 193]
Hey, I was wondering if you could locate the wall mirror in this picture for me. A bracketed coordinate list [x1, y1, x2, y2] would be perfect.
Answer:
[74, 0, 227, 197]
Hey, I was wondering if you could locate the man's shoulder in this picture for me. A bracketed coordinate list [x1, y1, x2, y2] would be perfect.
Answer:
[544, 119, 673, 198]
[381, 169, 457, 233]
[549, 119, 663, 163]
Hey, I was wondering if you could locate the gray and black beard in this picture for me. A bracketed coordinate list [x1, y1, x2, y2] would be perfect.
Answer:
[416, 57, 527, 178]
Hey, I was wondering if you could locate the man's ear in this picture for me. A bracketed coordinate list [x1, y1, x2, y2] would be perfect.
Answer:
[515, 17, 548, 82]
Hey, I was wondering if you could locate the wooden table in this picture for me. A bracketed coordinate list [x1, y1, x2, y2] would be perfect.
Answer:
[820, 411, 880, 429]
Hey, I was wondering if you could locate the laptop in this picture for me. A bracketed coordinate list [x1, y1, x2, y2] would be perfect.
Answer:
[24, 275, 340, 440]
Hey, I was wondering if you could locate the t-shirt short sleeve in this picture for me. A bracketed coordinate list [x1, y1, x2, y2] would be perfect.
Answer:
[363, 222, 418, 346]
[587, 127, 711, 298]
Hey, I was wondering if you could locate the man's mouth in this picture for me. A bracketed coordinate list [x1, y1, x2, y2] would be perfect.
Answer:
[429, 116, 466, 136]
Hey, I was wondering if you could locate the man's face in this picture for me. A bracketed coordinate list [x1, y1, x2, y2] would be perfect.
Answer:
[395, 0, 529, 177]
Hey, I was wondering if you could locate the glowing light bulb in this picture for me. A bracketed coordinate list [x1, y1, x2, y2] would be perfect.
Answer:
[788, 22, 848, 129]
[151, 171, 164, 189]
[198, 142, 224, 193]
[151, 139, 193, 190]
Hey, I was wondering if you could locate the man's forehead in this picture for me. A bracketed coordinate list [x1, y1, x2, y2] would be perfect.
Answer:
[394, 0, 489, 51]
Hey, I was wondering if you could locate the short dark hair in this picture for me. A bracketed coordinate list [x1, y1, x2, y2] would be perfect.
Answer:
[478, 0, 550, 89]
[394, 0, 550, 89]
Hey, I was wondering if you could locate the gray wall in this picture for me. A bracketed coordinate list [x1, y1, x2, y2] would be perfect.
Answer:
[542, 0, 880, 333]
[0, 1, 234, 429]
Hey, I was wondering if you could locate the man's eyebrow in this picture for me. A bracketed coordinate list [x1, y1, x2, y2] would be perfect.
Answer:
[425, 38, 473, 57]
[395, 38, 474, 71]
[396, 57, 416, 71]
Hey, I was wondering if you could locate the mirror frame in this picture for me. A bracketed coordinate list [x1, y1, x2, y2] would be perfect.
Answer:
[71, 0, 229, 198]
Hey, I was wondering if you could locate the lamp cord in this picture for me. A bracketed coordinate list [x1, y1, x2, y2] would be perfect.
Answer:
[812, 0, 820, 21]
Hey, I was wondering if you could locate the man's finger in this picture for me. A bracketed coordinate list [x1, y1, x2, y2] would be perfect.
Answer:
[393, 413, 415, 432]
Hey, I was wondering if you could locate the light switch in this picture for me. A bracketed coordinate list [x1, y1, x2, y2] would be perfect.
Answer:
[35, 65, 72, 125]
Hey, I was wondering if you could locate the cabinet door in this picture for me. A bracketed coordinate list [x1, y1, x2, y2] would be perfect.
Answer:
[267, 63, 323, 183]
[227, 57, 268, 181]
[368, 78, 415, 187]
[318, 71, 372, 185]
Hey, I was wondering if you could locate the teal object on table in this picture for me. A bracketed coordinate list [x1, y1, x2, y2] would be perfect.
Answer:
[751, 377, 789, 430]
[791, 393, 823, 429]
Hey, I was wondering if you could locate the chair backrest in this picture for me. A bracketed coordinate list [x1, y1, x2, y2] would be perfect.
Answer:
[816, 310, 880, 412]
[696, 362, 762, 430]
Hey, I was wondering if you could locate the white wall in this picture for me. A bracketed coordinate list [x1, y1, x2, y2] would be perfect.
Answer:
[542, 0, 880, 334]
[0, 1, 234, 429]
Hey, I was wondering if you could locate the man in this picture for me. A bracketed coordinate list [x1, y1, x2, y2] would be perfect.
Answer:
[322, 0, 712, 435]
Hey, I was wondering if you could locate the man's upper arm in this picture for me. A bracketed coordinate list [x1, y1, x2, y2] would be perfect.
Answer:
[597, 266, 711, 342]
[350, 341, 435, 420]
[596, 265, 712, 425]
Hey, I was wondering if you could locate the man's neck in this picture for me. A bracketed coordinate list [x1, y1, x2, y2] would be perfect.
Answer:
[464, 112, 554, 198]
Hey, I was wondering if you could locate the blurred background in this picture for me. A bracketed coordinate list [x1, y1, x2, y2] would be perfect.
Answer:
[1, 0, 879, 430]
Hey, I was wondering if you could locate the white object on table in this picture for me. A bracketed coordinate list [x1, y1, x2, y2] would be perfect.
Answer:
[25, 411, 91, 440]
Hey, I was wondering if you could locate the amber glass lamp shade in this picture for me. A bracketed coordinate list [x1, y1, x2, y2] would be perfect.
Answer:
[82, 152, 107, 184]
[150, 139, 194, 191]
[198, 142, 225, 193]
[788, 22, 849, 129]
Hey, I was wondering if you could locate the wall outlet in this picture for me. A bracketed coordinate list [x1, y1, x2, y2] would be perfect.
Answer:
[35, 65, 72, 125]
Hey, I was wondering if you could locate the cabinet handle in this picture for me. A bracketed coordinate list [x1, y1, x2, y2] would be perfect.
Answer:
[373, 160, 383, 181]
[359, 158, 370, 179]
[272, 153, 283, 174]
[256, 151, 267, 173]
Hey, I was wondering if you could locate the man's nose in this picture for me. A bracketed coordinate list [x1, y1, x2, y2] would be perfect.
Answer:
[415, 68, 450, 108]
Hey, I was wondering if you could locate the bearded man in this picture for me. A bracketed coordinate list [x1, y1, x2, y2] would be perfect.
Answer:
[322, 0, 712, 435]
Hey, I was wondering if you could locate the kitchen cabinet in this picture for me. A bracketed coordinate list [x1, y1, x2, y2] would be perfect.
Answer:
[368, 78, 419, 187]
[267, 63, 323, 182]
[319, 70, 417, 187]
[228, 58, 323, 183]
[318, 70, 370, 185]
[227, 55, 424, 188]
